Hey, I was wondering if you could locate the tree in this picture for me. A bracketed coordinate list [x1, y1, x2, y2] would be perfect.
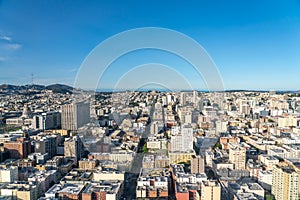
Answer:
[142, 143, 148, 154]
[214, 143, 222, 149]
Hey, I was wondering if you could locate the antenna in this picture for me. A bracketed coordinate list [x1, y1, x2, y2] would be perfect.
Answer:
[31, 73, 34, 85]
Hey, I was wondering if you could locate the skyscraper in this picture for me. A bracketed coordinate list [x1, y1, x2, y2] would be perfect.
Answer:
[228, 143, 246, 170]
[32, 112, 61, 130]
[61, 102, 90, 131]
[272, 163, 300, 200]
[193, 90, 198, 106]
[180, 92, 187, 106]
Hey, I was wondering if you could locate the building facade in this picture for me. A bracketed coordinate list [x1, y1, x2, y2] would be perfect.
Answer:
[61, 102, 90, 130]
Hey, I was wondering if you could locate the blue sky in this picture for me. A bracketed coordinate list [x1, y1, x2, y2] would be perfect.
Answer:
[0, 0, 300, 90]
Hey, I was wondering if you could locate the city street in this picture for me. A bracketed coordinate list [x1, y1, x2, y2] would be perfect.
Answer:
[124, 102, 155, 199]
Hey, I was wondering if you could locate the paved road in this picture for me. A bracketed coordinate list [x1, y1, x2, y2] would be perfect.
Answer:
[124, 101, 155, 200]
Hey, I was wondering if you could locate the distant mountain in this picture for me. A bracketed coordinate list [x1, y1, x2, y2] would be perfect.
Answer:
[0, 84, 73, 94]
[27, 84, 46, 90]
[0, 84, 20, 90]
[45, 84, 73, 94]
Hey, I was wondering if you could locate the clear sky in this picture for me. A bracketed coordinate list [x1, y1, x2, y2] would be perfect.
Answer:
[0, 0, 300, 90]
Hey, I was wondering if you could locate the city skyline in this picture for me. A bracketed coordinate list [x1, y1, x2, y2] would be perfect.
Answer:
[1, 1, 300, 90]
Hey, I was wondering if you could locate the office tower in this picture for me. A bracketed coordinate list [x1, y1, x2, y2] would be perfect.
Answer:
[61, 102, 90, 130]
[170, 125, 193, 152]
[32, 112, 61, 130]
[228, 143, 246, 170]
[201, 180, 221, 200]
[191, 155, 205, 174]
[240, 103, 250, 115]
[183, 113, 192, 124]
[272, 163, 300, 200]
[191, 110, 200, 124]
[161, 95, 167, 106]
[64, 135, 84, 162]
[180, 92, 186, 106]
[181, 125, 193, 150]
[216, 121, 228, 134]
[193, 90, 198, 106]
[3, 135, 31, 159]
[150, 121, 159, 135]
[167, 94, 173, 104]
[198, 99, 209, 112]
[34, 136, 57, 159]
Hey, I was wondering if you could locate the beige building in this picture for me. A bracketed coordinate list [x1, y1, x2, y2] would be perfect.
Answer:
[61, 102, 90, 131]
[78, 159, 98, 170]
[229, 143, 246, 170]
[93, 171, 124, 181]
[64, 135, 84, 162]
[201, 180, 221, 200]
[272, 163, 300, 200]
[154, 155, 170, 168]
[0, 183, 38, 200]
[277, 116, 297, 128]
[258, 154, 279, 170]
[191, 155, 204, 174]
[169, 151, 195, 164]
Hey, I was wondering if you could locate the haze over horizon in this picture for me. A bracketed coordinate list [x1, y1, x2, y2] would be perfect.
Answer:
[0, 1, 300, 90]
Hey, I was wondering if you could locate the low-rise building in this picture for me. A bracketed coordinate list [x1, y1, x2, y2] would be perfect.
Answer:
[0, 182, 38, 200]
[78, 159, 98, 170]
[45, 183, 85, 200]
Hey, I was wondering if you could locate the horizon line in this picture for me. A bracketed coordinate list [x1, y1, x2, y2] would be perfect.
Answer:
[0, 83, 300, 92]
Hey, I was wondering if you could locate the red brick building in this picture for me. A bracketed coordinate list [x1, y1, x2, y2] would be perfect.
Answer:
[4, 137, 31, 159]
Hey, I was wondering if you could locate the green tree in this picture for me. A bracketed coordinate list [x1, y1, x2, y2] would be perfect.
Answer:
[214, 143, 222, 149]
[142, 143, 148, 154]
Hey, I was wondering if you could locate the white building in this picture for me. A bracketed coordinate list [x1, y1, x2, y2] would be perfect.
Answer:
[170, 125, 193, 152]
[258, 170, 273, 191]
[109, 152, 134, 162]
[0, 166, 18, 183]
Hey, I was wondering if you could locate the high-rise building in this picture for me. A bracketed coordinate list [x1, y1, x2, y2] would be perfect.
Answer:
[201, 180, 221, 200]
[167, 94, 174, 105]
[150, 121, 159, 135]
[180, 92, 187, 106]
[64, 135, 84, 162]
[61, 102, 90, 130]
[32, 112, 61, 130]
[228, 143, 246, 170]
[193, 90, 198, 106]
[272, 163, 300, 200]
[191, 155, 205, 174]
[215, 121, 228, 134]
[170, 125, 193, 152]
[34, 136, 57, 159]
[240, 103, 250, 115]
